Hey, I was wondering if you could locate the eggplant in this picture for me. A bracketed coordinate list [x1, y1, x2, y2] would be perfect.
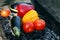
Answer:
[11, 16, 20, 29]
[11, 16, 21, 37]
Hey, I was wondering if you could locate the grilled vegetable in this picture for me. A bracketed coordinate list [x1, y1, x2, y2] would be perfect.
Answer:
[16, 4, 34, 18]
[11, 16, 21, 37]
[33, 19, 46, 31]
[23, 22, 34, 33]
[22, 10, 39, 23]
[1, 10, 10, 18]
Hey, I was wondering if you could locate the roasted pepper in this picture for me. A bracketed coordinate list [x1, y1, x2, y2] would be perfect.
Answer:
[16, 4, 34, 18]
[22, 10, 39, 23]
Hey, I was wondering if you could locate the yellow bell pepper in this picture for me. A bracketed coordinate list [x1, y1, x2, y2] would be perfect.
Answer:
[22, 10, 39, 23]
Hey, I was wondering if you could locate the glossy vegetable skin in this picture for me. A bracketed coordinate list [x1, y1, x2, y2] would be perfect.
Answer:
[1, 10, 10, 18]
[16, 4, 34, 18]
[34, 19, 46, 31]
[23, 22, 34, 33]
[11, 16, 20, 29]
[22, 10, 39, 23]
[11, 16, 21, 37]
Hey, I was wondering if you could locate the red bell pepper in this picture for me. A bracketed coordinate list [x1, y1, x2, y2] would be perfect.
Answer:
[16, 3, 34, 18]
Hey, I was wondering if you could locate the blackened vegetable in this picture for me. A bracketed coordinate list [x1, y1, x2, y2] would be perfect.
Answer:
[11, 16, 20, 29]
[11, 16, 21, 37]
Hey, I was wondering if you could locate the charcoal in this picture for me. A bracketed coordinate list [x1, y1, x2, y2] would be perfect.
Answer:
[0, 16, 60, 40]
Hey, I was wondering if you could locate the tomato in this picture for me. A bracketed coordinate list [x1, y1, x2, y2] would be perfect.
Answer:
[16, 4, 34, 18]
[1, 10, 10, 18]
[23, 22, 34, 33]
[33, 19, 46, 31]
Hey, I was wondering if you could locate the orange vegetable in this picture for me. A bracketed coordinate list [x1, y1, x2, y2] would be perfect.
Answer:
[1, 10, 10, 18]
